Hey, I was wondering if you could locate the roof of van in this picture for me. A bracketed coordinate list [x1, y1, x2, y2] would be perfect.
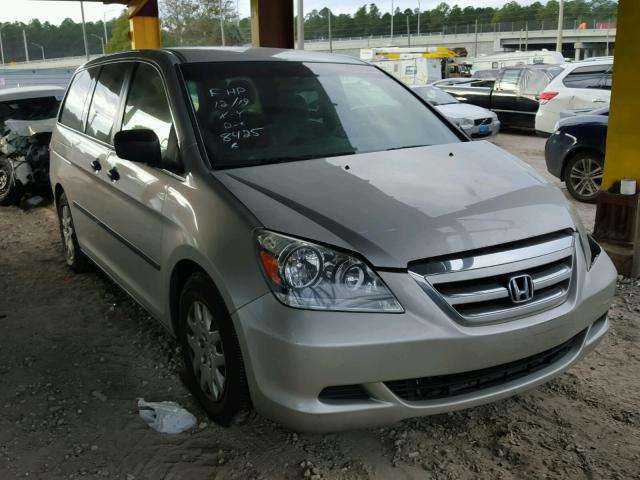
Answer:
[82, 47, 368, 68]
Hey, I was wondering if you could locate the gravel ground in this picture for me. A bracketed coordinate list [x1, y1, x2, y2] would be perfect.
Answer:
[1, 133, 639, 480]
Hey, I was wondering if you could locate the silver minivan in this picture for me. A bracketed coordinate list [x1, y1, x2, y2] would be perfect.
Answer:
[49, 48, 616, 432]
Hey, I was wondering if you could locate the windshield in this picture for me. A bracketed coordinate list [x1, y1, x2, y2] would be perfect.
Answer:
[412, 86, 459, 106]
[181, 61, 460, 168]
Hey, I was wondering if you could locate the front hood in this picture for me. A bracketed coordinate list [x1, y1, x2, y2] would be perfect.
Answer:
[217, 141, 575, 268]
[436, 103, 495, 120]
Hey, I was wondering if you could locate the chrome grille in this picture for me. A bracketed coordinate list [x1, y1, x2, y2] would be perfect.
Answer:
[409, 232, 575, 325]
[474, 117, 493, 126]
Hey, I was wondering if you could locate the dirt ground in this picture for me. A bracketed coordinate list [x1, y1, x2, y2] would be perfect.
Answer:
[1, 133, 639, 480]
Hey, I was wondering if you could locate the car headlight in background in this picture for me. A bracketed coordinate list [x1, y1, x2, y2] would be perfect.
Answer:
[455, 118, 474, 129]
[256, 230, 403, 312]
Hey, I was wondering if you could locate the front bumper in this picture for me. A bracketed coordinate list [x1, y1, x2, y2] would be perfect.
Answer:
[545, 131, 575, 179]
[464, 120, 500, 140]
[232, 245, 615, 432]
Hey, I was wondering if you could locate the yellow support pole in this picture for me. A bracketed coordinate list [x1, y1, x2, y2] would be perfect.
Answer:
[600, 0, 636, 190]
[593, 0, 640, 276]
[128, 0, 161, 49]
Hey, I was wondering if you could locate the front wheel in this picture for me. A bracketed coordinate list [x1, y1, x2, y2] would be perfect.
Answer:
[178, 273, 251, 426]
[57, 193, 91, 272]
[565, 151, 604, 203]
[0, 157, 22, 206]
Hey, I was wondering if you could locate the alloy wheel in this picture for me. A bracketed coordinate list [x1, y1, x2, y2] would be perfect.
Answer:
[186, 300, 226, 402]
[0, 168, 8, 194]
[60, 205, 76, 265]
[569, 156, 603, 198]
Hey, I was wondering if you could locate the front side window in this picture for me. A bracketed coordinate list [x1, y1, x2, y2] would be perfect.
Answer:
[181, 61, 460, 169]
[59, 69, 94, 131]
[86, 64, 127, 143]
[122, 63, 173, 160]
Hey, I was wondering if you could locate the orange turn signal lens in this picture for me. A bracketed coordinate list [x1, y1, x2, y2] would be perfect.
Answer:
[259, 250, 282, 286]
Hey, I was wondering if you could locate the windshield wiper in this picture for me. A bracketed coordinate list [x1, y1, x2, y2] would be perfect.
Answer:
[386, 144, 431, 151]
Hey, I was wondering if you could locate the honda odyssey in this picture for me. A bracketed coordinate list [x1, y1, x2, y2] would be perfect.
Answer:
[49, 48, 616, 432]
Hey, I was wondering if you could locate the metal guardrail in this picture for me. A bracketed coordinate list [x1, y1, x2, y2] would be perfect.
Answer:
[304, 19, 617, 43]
[1, 54, 103, 69]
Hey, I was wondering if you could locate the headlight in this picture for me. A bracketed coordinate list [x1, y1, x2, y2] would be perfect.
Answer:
[455, 118, 474, 128]
[568, 206, 596, 269]
[256, 230, 403, 312]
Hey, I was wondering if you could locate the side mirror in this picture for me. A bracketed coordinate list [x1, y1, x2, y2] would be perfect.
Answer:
[114, 129, 161, 166]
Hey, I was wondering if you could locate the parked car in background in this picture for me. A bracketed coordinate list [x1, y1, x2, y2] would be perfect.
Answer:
[545, 107, 608, 202]
[411, 85, 500, 139]
[440, 65, 564, 129]
[535, 58, 612, 135]
[431, 77, 496, 88]
[472, 69, 500, 79]
[50, 48, 614, 432]
[0, 86, 64, 205]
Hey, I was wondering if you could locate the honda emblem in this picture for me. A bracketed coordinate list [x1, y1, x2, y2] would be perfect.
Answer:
[507, 274, 534, 303]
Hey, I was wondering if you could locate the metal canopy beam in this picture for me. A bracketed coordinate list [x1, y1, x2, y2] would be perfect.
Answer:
[250, 0, 294, 49]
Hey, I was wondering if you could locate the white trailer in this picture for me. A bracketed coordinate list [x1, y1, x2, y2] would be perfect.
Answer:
[371, 57, 442, 85]
[470, 50, 564, 73]
[360, 47, 462, 85]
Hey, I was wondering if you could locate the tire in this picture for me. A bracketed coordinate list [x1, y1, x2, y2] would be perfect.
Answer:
[178, 272, 251, 426]
[57, 193, 91, 272]
[0, 157, 22, 206]
[564, 151, 604, 203]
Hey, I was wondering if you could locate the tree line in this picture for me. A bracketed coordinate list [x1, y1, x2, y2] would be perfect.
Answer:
[0, 0, 618, 62]
[303, 0, 618, 40]
[0, 18, 116, 63]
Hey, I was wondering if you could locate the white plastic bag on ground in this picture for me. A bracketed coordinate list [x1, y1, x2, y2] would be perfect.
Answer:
[137, 398, 197, 434]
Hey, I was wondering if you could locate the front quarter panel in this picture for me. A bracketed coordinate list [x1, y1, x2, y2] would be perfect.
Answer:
[160, 147, 269, 332]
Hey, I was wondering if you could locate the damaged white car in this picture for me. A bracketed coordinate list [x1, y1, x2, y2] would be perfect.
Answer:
[0, 86, 64, 205]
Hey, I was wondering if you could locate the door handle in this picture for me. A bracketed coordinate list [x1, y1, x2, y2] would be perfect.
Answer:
[90, 159, 102, 172]
[592, 98, 606, 103]
[107, 167, 120, 182]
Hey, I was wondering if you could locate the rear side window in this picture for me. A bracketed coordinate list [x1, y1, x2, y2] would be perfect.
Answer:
[85, 64, 127, 143]
[59, 70, 94, 131]
[520, 69, 552, 95]
[496, 69, 520, 92]
[122, 63, 173, 160]
[563, 65, 611, 90]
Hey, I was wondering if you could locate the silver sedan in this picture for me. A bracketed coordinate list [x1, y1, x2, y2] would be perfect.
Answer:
[411, 85, 500, 139]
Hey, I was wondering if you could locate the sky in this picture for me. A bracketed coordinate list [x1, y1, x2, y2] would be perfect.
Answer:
[3, 0, 545, 26]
